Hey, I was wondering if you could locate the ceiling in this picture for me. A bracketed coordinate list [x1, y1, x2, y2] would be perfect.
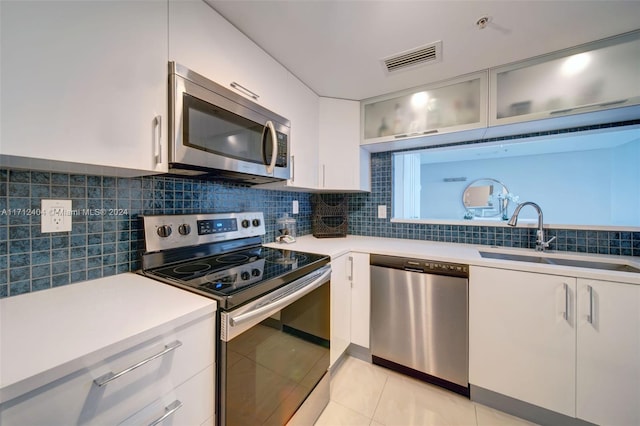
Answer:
[207, 0, 640, 101]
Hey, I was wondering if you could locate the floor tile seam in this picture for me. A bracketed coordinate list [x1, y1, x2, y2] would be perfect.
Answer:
[370, 373, 391, 424]
[473, 401, 480, 426]
[328, 359, 389, 421]
[327, 398, 374, 423]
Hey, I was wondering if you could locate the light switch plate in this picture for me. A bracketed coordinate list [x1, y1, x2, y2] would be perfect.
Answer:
[377, 205, 387, 219]
[41, 199, 72, 233]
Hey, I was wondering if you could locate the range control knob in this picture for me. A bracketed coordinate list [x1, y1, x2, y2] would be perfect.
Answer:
[251, 269, 261, 277]
[252, 218, 261, 227]
[241, 219, 250, 228]
[241, 271, 251, 281]
[156, 225, 172, 238]
[178, 224, 191, 235]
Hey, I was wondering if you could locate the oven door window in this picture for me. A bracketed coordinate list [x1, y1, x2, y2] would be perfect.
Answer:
[222, 283, 330, 425]
[183, 93, 273, 165]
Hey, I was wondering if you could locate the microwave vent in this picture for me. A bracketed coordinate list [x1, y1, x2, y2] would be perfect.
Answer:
[382, 41, 442, 74]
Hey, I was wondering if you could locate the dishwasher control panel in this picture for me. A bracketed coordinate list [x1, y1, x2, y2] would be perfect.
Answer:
[370, 254, 469, 278]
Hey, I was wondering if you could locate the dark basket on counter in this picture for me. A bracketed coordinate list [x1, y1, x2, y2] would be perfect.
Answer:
[312, 194, 348, 238]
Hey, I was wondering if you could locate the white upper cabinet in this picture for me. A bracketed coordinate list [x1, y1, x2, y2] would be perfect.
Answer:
[258, 72, 320, 191]
[169, 0, 289, 115]
[361, 72, 488, 151]
[489, 31, 640, 133]
[319, 98, 370, 192]
[0, 0, 168, 176]
[282, 73, 319, 189]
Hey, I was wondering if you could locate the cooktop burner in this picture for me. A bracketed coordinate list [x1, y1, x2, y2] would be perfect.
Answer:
[173, 263, 212, 275]
[145, 246, 328, 306]
[140, 212, 330, 310]
[216, 253, 251, 264]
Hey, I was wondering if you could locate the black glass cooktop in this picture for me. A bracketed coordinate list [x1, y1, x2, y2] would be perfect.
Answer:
[144, 246, 329, 309]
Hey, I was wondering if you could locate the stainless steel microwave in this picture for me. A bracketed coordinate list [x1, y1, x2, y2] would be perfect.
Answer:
[168, 62, 290, 184]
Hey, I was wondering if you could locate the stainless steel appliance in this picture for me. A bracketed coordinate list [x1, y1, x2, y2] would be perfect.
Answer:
[140, 212, 331, 425]
[169, 62, 291, 184]
[370, 254, 470, 397]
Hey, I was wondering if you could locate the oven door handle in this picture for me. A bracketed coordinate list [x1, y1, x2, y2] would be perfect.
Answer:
[229, 266, 331, 328]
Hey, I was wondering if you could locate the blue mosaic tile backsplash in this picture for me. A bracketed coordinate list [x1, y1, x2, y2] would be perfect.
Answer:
[0, 168, 311, 298]
[2, 121, 639, 298]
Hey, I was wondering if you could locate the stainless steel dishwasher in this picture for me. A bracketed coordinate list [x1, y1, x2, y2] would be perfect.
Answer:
[370, 254, 470, 396]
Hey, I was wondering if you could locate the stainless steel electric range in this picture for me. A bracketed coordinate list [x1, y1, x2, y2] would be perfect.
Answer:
[140, 212, 331, 426]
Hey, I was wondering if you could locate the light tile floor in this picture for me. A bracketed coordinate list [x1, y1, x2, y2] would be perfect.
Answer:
[315, 356, 538, 426]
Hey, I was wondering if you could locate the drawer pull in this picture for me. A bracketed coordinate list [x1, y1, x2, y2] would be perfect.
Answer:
[148, 400, 183, 426]
[94, 341, 182, 387]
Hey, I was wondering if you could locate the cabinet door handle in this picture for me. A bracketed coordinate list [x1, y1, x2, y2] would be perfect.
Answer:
[290, 155, 295, 182]
[587, 285, 594, 324]
[562, 283, 569, 321]
[549, 98, 628, 115]
[347, 255, 354, 282]
[230, 81, 259, 100]
[93, 341, 182, 387]
[322, 164, 326, 187]
[394, 129, 438, 139]
[154, 115, 162, 165]
[148, 400, 183, 426]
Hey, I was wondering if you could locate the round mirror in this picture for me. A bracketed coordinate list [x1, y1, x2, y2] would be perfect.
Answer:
[462, 178, 510, 219]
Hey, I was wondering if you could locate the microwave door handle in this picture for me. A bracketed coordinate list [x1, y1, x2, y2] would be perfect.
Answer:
[264, 120, 278, 174]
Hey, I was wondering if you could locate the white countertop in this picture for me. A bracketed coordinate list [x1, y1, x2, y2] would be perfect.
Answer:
[265, 235, 640, 285]
[0, 273, 215, 403]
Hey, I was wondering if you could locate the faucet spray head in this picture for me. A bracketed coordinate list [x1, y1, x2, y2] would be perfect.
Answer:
[507, 203, 524, 226]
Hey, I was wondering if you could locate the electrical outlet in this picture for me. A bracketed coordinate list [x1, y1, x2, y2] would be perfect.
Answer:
[377, 205, 387, 219]
[41, 199, 72, 233]
[292, 200, 299, 214]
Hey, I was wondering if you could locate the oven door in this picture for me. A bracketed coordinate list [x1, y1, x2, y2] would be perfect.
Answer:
[170, 64, 290, 180]
[219, 265, 331, 426]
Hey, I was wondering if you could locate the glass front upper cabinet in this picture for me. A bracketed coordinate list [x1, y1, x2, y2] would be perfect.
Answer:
[362, 71, 488, 145]
[490, 31, 640, 126]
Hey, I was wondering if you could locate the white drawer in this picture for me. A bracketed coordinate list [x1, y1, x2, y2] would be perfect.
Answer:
[0, 312, 214, 426]
[119, 364, 215, 426]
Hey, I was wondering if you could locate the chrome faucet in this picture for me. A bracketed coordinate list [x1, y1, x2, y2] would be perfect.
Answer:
[507, 201, 556, 251]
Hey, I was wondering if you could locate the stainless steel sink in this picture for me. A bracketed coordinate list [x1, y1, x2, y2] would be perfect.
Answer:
[479, 251, 640, 273]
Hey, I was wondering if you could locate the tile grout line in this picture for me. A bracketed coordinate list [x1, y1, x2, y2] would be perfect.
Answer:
[369, 372, 389, 426]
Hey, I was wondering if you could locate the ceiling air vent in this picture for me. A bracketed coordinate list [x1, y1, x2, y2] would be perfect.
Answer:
[382, 41, 442, 74]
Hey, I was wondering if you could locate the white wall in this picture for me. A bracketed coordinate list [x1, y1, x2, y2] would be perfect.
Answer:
[418, 139, 640, 226]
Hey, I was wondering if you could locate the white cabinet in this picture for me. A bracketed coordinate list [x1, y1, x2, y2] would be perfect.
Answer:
[282, 73, 319, 189]
[258, 72, 320, 191]
[0, 0, 168, 176]
[319, 98, 370, 191]
[349, 252, 370, 348]
[488, 31, 640, 134]
[469, 267, 576, 417]
[120, 364, 215, 426]
[169, 0, 288, 114]
[0, 312, 215, 426]
[576, 278, 640, 426]
[330, 252, 352, 366]
[361, 72, 488, 152]
[471, 266, 640, 424]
